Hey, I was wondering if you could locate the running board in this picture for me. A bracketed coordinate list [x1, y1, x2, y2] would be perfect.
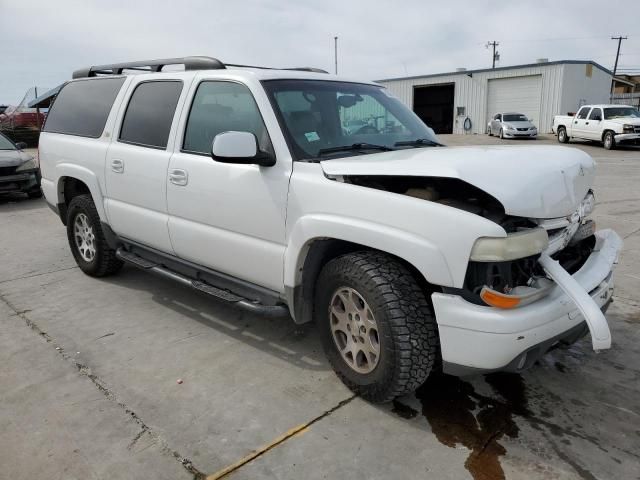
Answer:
[116, 249, 288, 317]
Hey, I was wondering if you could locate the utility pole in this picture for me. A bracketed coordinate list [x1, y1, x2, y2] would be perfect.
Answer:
[486, 41, 499, 69]
[611, 35, 627, 96]
[334, 36, 338, 75]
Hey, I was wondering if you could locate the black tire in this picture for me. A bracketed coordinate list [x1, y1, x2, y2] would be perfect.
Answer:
[27, 188, 43, 199]
[487, 127, 492, 136]
[315, 251, 439, 403]
[66, 194, 123, 277]
[603, 131, 616, 150]
[557, 126, 569, 143]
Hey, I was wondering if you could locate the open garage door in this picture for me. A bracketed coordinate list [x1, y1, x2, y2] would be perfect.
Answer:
[486, 75, 542, 129]
[413, 83, 454, 134]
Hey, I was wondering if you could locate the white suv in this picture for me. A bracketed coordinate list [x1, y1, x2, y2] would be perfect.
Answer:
[39, 57, 622, 403]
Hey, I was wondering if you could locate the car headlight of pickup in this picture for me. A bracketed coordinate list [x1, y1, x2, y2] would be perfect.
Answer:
[469, 228, 549, 262]
[623, 124, 635, 133]
[15, 158, 37, 172]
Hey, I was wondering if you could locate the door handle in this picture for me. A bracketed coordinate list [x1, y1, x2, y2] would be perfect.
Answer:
[585, 122, 589, 125]
[169, 169, 188, 186]
[111, 158, 124, 173]
[574, 121, 578, 124]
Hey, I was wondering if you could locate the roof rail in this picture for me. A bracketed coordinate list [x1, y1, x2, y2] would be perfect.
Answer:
[72, 57, 329, 79]
[72, 56, 225, 79]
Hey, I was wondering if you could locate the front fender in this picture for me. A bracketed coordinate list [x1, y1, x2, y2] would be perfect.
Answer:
[55, 163, 107, 221]
[284, 213, 454, 290]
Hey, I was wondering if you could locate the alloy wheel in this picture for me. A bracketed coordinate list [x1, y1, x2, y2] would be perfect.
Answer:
[74, 213, 96, 262]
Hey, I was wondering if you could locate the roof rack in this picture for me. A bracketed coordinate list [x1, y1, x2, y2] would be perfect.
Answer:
[72, 56, 328, 79]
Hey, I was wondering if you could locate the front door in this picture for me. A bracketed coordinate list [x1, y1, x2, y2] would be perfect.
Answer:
[105, 79, 186, 254]
[166, 80, 291, 293]
[585, 107, 603, 140]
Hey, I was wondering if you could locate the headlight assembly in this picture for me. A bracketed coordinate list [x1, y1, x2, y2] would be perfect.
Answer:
[16, 158, 37, 171]
[470, 228, 549, 262]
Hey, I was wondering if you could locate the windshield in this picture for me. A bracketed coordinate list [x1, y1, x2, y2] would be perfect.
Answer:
[0, 133, 16, 150]
[262, 80, 439, 160]
[503, 114, 528, 122]
[604, 107, 640, 119]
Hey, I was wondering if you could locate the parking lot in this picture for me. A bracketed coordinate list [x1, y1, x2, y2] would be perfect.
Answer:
[1, 134, 639, 480]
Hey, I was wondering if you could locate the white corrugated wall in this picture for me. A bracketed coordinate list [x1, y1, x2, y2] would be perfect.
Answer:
[380, 63, 573, 134]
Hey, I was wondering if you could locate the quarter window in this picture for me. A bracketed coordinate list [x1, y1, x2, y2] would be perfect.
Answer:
[43, 77, 125, 138]
[119, 81, 183, 149]
[183, 81, 272, 155]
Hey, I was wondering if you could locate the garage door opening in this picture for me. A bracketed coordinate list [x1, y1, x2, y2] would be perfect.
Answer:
[413, 83, 454, 134]
[486, 75, 542, 129]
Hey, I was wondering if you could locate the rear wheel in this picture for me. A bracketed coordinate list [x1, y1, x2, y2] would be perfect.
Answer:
[487, 127, 492, 136]
[603, 131, 616, 150]
[557, 126, 569, 143]
[66, 194, 123, 277]
[315, 251, 439, 403]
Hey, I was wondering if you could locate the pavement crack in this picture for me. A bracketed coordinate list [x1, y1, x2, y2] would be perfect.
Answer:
[623, 226, 640, 239]
[0, 266, 78, 285]
[206, 395, 357, 480]
[0, 292, 207, 480]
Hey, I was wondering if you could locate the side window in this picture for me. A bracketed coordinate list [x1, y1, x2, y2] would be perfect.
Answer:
[43, 77, 125, 137]
[183, 81, 272, 155]
[588, 108, 602, 120]
[576, 107, 591, 119]
[119, 81, 183, 149]
[494, 114, 501, 121]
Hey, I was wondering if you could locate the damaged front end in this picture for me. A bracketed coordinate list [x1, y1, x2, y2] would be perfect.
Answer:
[330, 173, 618, 352]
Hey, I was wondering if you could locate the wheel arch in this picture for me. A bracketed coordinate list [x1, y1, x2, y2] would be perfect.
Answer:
[284, 215, 452, 324]
[55, 164, 106, 224]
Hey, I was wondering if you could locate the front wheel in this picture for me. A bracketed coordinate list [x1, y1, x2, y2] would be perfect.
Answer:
[66, 194, 123, 277]
[315, 251, 439, 403]
[603, 131, 616, 150]
[499, 128, 504, 139]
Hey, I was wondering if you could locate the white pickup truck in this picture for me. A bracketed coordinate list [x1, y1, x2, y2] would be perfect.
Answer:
[552, 104, 640, 150]
[39, 56, 622, 403]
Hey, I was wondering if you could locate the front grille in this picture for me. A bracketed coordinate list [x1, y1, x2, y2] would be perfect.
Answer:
[517, 128, 528, 131]
[0, 166, 17, 176]
[635, 126, 640, 133]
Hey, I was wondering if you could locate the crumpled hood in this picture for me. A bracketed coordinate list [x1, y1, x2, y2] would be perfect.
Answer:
[0, 149, 32, 168]
[320, 145, 595, 219]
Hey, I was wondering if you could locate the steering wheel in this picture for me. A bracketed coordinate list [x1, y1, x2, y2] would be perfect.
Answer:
[355, 125, 379, 135]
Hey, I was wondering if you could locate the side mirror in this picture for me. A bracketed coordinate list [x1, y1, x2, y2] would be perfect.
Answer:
[211, 131, 275, 167]
[15, 141, 28, 150]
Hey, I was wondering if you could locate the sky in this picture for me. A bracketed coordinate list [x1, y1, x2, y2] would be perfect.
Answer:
[1, 0, 640, 105]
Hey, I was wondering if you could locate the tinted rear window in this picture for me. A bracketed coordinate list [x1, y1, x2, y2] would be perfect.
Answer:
[119, 81, 183, 149]
[43, 78, 125, 137]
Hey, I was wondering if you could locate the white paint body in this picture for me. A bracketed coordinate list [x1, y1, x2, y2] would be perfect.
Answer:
[40, 67, 622, 372]
[552, 104, 640, 143]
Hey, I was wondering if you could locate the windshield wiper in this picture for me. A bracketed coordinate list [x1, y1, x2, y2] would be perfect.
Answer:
[316, 143, 394, 157]
[394, 138, 443, 148]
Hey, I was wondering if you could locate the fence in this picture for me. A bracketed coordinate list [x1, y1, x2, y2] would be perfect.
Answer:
[611, 92, 640, 108]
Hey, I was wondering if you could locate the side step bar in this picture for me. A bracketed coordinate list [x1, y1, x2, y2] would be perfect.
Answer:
[116, 249, 289, 317]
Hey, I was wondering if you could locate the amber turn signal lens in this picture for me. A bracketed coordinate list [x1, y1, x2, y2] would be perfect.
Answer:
[480, 288, 521, 309]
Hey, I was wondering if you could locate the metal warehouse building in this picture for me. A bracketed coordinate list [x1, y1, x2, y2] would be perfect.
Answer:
[377, 60, 612, 134]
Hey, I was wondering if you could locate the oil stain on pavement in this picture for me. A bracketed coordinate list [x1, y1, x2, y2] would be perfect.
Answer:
[414, 373, 529, 480]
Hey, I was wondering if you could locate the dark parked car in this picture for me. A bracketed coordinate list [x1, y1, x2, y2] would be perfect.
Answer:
[0, 132, 42, 198]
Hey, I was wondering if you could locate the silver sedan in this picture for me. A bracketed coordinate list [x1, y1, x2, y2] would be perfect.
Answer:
[488, 112, 537, 139]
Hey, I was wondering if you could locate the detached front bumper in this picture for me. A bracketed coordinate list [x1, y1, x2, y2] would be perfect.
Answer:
[433, 229, 622, 375]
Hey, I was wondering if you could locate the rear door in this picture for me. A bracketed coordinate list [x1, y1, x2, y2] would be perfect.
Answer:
[571, 107, 592, 139]
[105, 78, 187, 253]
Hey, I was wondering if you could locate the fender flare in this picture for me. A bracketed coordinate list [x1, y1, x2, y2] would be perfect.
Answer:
[55, 163, 108, 221]
[284, 214, 454, 290]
